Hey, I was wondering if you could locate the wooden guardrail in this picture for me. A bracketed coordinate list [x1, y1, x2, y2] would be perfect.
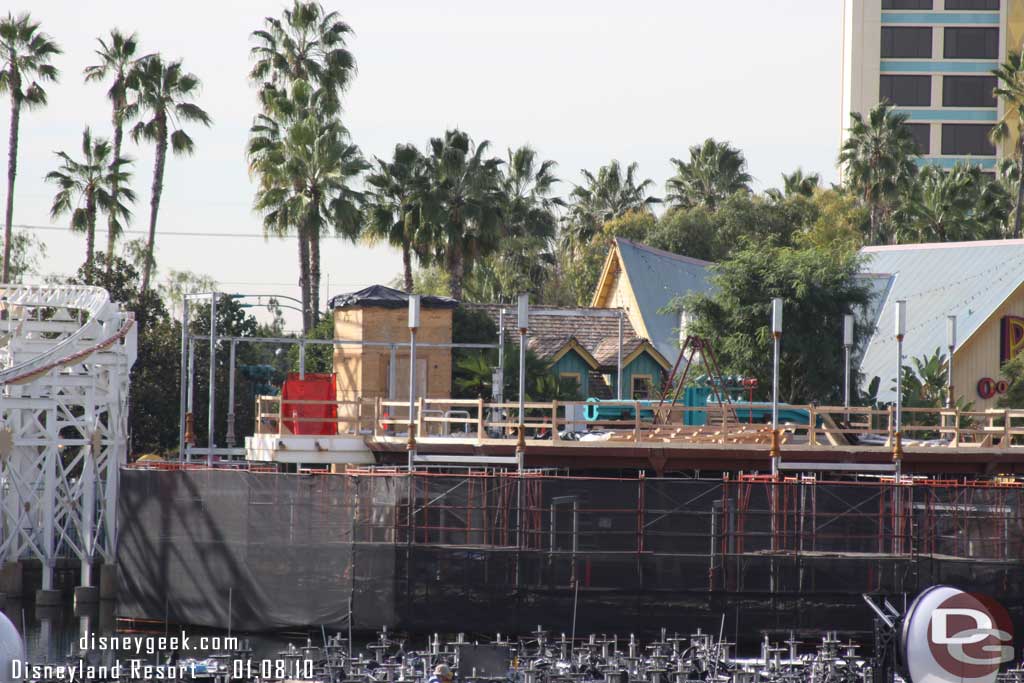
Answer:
[251, 395, 1024, 449]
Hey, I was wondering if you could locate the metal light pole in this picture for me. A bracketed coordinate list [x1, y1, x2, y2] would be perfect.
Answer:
[207, 292, 217, 468]
[496, 308, 505, 404]
[843, 313, 854, 423]
[769, 298, 783, 477]
[616, 311, 624, 401]
[226, 340, 237, 449]
[516, 294, 529, 473]
[946, 315, 957, 409]
[893, 300, 907, 464]
[178, 297, 190, 460]
[407, 295, 421, 472]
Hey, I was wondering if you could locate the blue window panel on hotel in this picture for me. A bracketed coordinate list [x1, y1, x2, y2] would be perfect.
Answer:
[883, 0, 932, 6]
[882, 27, 932, 58]
[945, 0, 999, 8]
[943, 75, 996, 107]
[944, 27, 999, 59]
[941, 123, 996, 155]
[908, 124, 931, 154]
[882, 12, 999, 23]
[881, 61, 996, 72]
[880, 75, 931, 105]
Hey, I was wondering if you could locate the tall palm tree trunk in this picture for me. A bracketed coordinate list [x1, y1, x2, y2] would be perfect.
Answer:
[448, 239, 465, 301]
[85, 189, 96, 276]
[106, 105, 125, 282]
[309, 228, 321, 327]
[298, 230, 312, 333]
[2, 93, 21, 283]
[402, 240, 413, 293]
[1016, 139, 1024, 239]
[140, 120, 167, 295]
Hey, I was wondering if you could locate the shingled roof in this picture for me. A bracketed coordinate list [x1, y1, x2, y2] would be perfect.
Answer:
[469, 303, 657, 369]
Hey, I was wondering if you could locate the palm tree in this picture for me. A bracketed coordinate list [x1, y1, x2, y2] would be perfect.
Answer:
[0, 13, 61, 282]
[565, 160, 659, 252]
[84, 29, 148, 281]
[249, 1, 358, 324]
[998, 157, 1021, 237]
[470, 145, 564, 301]
[782, 168, 821, 197]
[249, 86, 367, 331]
[839, 102, 919, 245]
[665, 138, 752, 209]
[892, 164, 1002, 243]
[417, 129, 504, 301]
[364, 144, 425, 293]
[992, 50, 1024, 238]
[45, 127, 134, 275]
[125, 55, 211, 295]
[250, 0, 355, 108]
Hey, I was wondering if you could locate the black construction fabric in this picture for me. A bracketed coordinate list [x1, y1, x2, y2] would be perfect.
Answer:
[116, 471, 1024, 641]
[327, 285, 458, 310]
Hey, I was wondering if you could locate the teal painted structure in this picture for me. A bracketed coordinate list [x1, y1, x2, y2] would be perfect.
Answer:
[549, 348, 591, 398]
[584, 387, 711, 425]
[610, 351, 666, 400]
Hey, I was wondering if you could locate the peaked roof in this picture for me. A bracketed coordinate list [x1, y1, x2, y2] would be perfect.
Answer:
[328, 285, 458, 310]
[470, 303, 652, 368]
[857, 239, 1024, 401]
[592, 238, 715, 364]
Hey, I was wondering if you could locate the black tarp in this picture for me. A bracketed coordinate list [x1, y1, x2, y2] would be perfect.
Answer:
[117, 470, 1024, 641]
[327, 285, 457, 310]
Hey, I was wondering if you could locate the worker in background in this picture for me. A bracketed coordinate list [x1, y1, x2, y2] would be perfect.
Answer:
[429, 663, 454, 683]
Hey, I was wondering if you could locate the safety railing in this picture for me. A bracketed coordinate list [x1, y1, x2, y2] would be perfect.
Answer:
[251, 395, 1024, 450]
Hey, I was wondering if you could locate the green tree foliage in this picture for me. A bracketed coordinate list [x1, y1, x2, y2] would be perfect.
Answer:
[248, 84, 367, 330]
[126, 55, 211, 295]
[564, 160, 659, 254]
[839, 102, 919, 245]
[465, 146, 564, 303]
[249, 1, 359, 328]
[0, 229, 45, 282]
[0, 12, 61, 282]
[673, 242, 871, 404]
[998, 354, 1024, 408]
[159, 268, 216, 319]
[45, 127, 134, 276]
[364, 144, 426, 293]
[795, 189, 866, 252]
[892, 164, 1009, 243]
[767, 168, 821, 201]
[665, 138, 752, 210]
[991, 50, 1024, 238]
[647, 193, 814, 262]
[416, 129, 503, 301]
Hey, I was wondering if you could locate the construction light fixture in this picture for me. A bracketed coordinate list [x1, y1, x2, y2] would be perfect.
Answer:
[946, 315, 957, 410]
[407, 294, 421, 472]
[894, 300, 907, 464]
[770, 298, 783, 476]
[843, 314, 854, 417]
[516, 294, 529, 472]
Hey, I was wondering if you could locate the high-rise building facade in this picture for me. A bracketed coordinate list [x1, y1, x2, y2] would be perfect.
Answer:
[841, 0, 1024, 170]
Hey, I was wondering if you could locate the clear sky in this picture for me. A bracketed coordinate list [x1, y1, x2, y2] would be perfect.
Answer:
[3, 0, 844, 329]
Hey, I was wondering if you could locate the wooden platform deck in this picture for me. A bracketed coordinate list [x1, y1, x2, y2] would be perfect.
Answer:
[250, 396, 1024, 475]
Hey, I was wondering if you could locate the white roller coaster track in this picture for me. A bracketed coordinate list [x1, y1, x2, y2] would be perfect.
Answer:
[0, 284, 136, 592]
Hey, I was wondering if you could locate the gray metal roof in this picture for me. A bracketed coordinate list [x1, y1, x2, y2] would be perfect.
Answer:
[614, 238, 715, 363]
[857, 239, 1024, 401]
